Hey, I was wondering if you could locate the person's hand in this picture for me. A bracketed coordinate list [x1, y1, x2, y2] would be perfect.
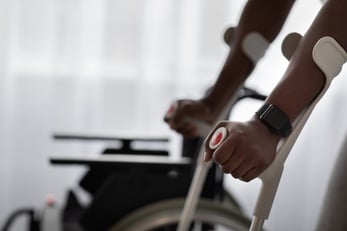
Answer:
[164, 99, 215, 138]
[204, 117, 281, 182]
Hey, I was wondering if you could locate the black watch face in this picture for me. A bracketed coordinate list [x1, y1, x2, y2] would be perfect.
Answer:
[261, 106, 288, 130]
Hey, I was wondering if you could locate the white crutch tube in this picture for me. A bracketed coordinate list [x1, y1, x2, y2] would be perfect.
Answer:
[250, 36, 347, 231]
[176, 93, 240, 231]
[177, 31, 270, 231]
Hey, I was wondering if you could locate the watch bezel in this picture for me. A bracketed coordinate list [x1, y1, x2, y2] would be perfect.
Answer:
[256, 104, 292, 137]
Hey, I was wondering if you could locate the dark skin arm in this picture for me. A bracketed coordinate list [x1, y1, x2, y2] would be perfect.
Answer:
[164, 0, 295, 138]
[204, 0, 347, 182]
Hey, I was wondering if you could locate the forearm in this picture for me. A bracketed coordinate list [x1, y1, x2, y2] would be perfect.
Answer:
[265, 0, 347, 123]
[204, 0, 296, 116]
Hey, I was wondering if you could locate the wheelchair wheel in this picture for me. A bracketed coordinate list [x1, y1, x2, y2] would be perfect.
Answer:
[108, 198, 251, 231]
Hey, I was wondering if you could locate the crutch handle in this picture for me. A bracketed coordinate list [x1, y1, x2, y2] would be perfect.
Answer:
[209, 127, 228, 150]
[178, 29, 271, 231]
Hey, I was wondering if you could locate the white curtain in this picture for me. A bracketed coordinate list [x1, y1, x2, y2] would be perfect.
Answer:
[0, 0, 242, 229]
[1, 0, 347, 230]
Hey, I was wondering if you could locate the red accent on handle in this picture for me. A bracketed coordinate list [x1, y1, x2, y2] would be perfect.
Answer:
[212, 132, 223, 146]
[209, 127, 227, 150]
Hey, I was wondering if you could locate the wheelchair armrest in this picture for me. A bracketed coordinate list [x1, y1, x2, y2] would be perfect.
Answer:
[52, 131, 171, 156]
[52, 131, 170, 142]
[49, 154, 192, 169]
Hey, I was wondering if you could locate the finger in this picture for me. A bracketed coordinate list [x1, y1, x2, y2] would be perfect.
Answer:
[239, 168, 259, 182]
[219, 148, 244, 173]
[168, 119, 188, 131]
[230, 158, 255, 179]
[177, 127, 198, 138]
[203, 151, 213, 162]
[212, 147, 234, 166]
[164, 102, 179, 122]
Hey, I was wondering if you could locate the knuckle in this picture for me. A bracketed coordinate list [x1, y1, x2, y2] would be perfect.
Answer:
[221, 165, 230, 174]
[241, 177, 252, 182]
[213, 153, 223, 164]
[216, 121, 228, 127]
[231, 171, 240, 179]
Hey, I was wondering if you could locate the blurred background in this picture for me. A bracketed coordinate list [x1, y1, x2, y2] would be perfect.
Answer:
[1, 0, 347, 230]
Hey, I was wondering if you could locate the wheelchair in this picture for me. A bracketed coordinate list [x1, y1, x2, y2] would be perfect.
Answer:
[1, 86, 266, 231]
[2, 26, 278, 231]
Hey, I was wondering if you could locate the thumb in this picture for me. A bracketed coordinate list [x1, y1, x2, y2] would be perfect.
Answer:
[203, 150, 213, 162]
[164, 101, 178, 122]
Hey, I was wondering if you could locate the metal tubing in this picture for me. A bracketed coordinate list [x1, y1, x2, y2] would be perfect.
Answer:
[249, 217, 265, 231]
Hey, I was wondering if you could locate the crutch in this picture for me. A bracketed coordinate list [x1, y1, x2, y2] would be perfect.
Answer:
[178, 33, 347, 231]
[177, 29, 270, 231]
[250, 34, 347, 231]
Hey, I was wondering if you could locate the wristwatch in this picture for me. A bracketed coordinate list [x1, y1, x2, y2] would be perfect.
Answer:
[255, 104, 292, 137]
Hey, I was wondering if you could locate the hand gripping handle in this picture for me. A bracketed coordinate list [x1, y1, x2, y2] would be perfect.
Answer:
[177, 90, 242, 231]
[164, 101, 213, 137]
[204, 36, 347, 231]
[250, 36, 347, 230]
[177, 30, 269, 230]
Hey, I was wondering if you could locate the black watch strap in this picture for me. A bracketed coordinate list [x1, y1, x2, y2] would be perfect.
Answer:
[256, 104, 292, 137]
